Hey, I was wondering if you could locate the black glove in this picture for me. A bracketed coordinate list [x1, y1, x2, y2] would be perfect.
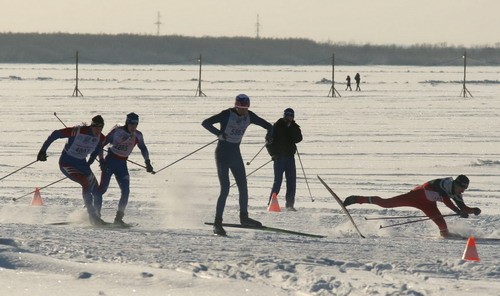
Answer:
[145, 159, 154, 174]
[37, 150, 47, 161]
[472, 207, 481, 215]
[458, 209, 469, 218]
[271, 155, 278, 161]
[99, 159, 108, 172]
[265, 134, 273, 145]
[218, 133, 227, 141]
[87, 156, 96, 166]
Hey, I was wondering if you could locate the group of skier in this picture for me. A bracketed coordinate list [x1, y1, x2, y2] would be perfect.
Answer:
[37, 113, 154, 226]
[34, 94, 481, 237]
[202, 94, 303, 236]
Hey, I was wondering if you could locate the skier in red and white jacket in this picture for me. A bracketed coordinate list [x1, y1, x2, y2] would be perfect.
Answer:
[343, 175, 481, 237]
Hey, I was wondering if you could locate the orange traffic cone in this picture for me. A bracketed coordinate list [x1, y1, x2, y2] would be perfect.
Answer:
[267, 192, 281, 212]
[30, 187, 44, 206]
[462, 236, 480, 261]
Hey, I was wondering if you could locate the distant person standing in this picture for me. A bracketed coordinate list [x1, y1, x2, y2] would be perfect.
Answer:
[202, 94, 273, 236]
[355, 73, 361, 91]
[345, 75, 352, 91]
[96, 112, 154, 227]
[266, 108, 303, 211]
[37, 115, 106, 226]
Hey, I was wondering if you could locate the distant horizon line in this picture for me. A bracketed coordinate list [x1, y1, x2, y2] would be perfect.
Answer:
[2, 31, 499, 49]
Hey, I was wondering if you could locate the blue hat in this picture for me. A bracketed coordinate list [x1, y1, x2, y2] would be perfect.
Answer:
[283, 108, 294, 118]
[126, 112, 139, 125]
[235, 94, 250, 108]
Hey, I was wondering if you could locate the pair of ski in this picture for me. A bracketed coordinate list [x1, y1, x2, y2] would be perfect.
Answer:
[204, 222, 326, 238]
[205, 175, 365, 239]
[47, 221, 136, 229]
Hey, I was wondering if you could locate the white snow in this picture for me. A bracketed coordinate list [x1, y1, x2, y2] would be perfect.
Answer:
[1, 64, 499, 295]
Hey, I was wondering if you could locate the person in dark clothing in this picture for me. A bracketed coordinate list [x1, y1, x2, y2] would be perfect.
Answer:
[202, 94, 273, 236]
[354, 73, 361, 91]
[343, 175, 481, 237]
[346, 75, 352, 91]
[266, 108, 303, 211]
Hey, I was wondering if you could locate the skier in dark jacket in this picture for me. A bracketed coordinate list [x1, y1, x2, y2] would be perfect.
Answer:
[267, 108, 303, 211]
[202, 94, 273, 236]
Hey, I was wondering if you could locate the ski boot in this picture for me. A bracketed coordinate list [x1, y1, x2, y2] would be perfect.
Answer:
[240, 212, 262, 227]
[114, 210, 128, 227]
[213, 217, 226, 236]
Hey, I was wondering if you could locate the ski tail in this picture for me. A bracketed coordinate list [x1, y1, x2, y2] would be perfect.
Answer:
[317, 175, 365, 238]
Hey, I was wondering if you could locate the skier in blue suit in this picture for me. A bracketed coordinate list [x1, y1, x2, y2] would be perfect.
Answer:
[202, 94, 273, 236]
[96, 112, 154, 226]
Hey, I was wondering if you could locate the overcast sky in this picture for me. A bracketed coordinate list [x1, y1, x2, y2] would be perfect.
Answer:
[1, 0, 498, 46]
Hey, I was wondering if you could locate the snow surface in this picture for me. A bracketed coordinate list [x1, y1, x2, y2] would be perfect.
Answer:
[1, 64, 499, 295]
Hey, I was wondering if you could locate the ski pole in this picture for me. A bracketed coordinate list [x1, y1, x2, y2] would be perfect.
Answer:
[296, 148, 314, 202]
[155, 139, 218, 174]
[53, 112, 67, 127]
[0, 160, 38, 182]
[54, 112, 153, 173]
[246, 143, 266, 166]
[12, 176, 68, 202]
[365, 214, 433, 220]
[231, 159, 272, 187]
[379, 214, 460, 229]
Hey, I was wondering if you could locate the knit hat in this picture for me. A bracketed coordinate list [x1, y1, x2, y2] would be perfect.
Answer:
[91, 115, 104, 127]
[126, 112, 139, 125]
[234, 94, 250, 109]
[283, 108, 295, 118]
[454, 175, 469, 188]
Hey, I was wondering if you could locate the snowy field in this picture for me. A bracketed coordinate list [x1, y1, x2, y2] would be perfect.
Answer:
[1, 63, 499, 295]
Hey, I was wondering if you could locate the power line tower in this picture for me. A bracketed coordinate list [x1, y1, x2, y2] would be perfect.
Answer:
[255, 14, 260, 39]
[154, 12, 162, 36]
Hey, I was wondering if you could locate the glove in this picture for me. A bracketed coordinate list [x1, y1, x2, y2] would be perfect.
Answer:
[145, 159, 154, 173]
[472, 207, 481, 215]
[99, 159, 108, 172]
[265, 134, 273, 145]
[218, 133, 227, 141]
[37, 150, 47, 161]
[87, 156, 96, 166]
[271, 155, 278, 161]
[458, 209, 469, 218]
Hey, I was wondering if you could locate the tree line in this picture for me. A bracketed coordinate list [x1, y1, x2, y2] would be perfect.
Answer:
[0, 32, 499, 66]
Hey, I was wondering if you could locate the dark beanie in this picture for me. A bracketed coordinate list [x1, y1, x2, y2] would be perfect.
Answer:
[454, 175, 469, 188]
[283, 108, 295, 118]
[91, 115, 104, 127]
